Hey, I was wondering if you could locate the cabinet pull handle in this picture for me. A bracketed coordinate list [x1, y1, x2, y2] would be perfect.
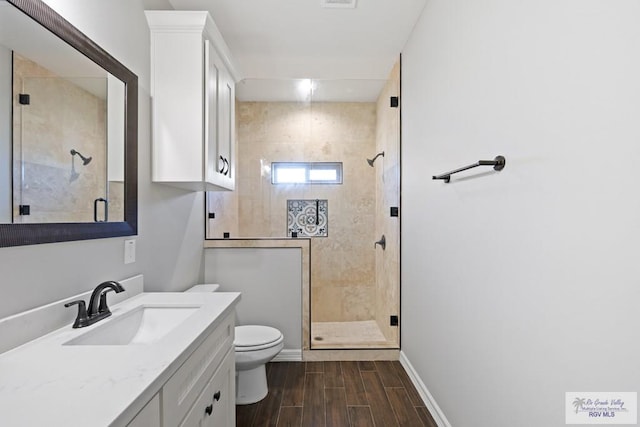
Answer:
[223, 158, 230, 176]
[213, 390, 221, 401]
[218, 155, 225, 173]
[205, 404, 213, 416]
[93, 197, 108, 222]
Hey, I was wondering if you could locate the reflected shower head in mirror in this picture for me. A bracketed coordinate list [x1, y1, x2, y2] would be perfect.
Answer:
[70, 149, 92, 165]
[367, 151, 384, 167]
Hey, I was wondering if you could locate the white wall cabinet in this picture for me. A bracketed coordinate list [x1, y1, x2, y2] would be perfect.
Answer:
[127, 312, 235, 427]
[146, 11, 238, 191]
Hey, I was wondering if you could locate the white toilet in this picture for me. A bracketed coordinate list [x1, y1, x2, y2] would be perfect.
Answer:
[185, 284, 284, 405]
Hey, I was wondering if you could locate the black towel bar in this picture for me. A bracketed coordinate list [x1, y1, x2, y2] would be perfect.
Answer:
[432, 155, 506, 183]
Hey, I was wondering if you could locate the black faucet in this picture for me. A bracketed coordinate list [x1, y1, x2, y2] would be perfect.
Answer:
[65, 281, 125, 328]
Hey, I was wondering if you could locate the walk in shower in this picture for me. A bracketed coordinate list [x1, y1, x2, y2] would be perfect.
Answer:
[206, 62, 400, 350]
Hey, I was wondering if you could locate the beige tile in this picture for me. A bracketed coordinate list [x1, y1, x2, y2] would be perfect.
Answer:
[311, 321, 386, 346]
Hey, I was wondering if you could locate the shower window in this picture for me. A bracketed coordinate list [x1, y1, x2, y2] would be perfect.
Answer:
[271, 162, 343, 185]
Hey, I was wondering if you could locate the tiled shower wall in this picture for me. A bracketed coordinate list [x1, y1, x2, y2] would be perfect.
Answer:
[208, 101, 378, 322]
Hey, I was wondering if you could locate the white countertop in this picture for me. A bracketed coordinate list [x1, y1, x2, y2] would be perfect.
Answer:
[0, 292, 240, 427]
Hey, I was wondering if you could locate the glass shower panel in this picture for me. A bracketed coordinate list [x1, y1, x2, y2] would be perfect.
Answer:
[307, 77, 400, 349]
[372, 63, 401, 349]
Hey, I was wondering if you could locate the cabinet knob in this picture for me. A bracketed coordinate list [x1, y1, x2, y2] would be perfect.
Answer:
[205, 404, 213, 416]
[218, 155, 225, 173]
[213, 390, 221, 401]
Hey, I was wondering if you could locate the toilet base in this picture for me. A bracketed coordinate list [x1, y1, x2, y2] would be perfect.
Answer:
[236, 364, 268, 405]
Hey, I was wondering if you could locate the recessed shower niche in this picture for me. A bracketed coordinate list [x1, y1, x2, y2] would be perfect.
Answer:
[287, 199, 328, 237]
[206, 64, 401, 352]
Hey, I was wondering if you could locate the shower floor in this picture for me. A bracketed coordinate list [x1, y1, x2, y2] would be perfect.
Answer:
[311, 320, 395, 349]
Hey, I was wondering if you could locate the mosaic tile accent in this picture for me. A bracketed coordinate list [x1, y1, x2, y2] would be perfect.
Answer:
[287, 199, 328, 237]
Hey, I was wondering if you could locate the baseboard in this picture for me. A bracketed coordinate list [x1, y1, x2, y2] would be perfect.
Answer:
[273, 349, 303, 362]
[399, 351, 452, 427]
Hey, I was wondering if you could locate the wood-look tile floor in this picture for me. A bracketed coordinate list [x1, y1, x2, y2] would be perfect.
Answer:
[236, 361, 438, 427]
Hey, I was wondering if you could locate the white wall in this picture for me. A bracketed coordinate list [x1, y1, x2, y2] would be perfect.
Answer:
[0, 0, 205, 320]
[401, 1, 640, 426]
[204, 248, 302, 351]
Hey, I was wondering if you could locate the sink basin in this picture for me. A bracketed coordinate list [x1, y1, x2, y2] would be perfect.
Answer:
[64, 305, 201, 346]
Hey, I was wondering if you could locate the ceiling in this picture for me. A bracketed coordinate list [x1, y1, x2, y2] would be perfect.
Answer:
[142, 0, 426, 100]
[0, 2, 108, 98]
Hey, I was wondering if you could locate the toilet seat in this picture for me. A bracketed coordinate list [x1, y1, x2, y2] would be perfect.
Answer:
[235, 325, 283, 352]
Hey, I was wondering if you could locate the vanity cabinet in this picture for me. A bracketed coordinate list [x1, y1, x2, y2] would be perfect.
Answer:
[127, 395, 160, 427]
[146, 11, 238, 191]
[180, 351, 234, 427]
[127, 311, 235, 427]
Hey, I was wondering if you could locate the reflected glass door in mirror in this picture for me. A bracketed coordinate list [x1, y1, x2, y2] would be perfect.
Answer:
[11, 54, 124, 223]
[0, 0, 137, 246]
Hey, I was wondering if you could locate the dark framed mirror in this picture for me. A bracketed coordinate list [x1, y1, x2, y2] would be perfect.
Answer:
[0, 0, 137, 247]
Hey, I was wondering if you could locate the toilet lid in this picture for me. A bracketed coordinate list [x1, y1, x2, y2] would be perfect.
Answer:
[235, 325, 282, 349]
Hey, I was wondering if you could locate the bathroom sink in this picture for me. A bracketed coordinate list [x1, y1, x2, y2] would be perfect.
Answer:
[64, 305, 201, 346]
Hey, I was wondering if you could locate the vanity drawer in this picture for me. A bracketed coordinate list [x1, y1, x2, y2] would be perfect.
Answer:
[162, 312, 234, 427]
[179, 348, 235, 427]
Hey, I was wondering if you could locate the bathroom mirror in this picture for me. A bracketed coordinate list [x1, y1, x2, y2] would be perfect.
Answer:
[0, 0, 137, 247]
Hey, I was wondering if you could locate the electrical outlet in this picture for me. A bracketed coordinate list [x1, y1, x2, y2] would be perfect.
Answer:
[124, 239, 136, 264]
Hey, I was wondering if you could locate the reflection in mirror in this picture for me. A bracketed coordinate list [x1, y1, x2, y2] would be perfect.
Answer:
[0, 0, 137, 247]
[0, 2, 125, 224]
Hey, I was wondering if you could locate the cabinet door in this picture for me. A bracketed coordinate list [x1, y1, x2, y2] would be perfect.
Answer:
[217, 66, 235, 184]
[162, 313, 234, 427]
[204, 40, 222, 182]
[179, 350, 235, 427]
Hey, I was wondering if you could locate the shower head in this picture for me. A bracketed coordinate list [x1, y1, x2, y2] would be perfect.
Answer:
[366, 151, 384, 167]
[70, 149, 92, 166]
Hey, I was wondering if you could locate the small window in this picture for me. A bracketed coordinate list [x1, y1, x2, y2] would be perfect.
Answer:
[272, 162, 343, 185]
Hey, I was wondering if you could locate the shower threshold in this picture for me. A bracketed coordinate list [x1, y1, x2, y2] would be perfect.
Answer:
[311, 320, 397, 349]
